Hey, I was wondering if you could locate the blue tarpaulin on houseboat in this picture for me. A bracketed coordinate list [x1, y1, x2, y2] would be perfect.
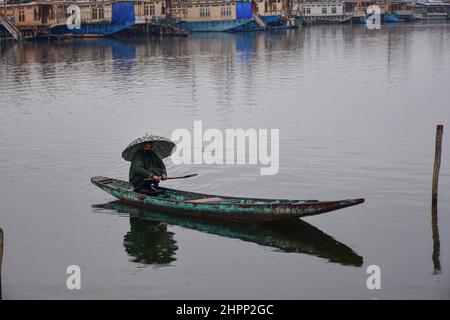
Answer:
[112, 2, 135, 24]
[236, 2, 253, 19]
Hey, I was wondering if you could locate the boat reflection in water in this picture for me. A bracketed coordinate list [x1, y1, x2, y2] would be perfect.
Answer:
[93, 201, 363, 267]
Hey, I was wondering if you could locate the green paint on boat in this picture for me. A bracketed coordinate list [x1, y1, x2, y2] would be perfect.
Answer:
[91, 176, 364, 223]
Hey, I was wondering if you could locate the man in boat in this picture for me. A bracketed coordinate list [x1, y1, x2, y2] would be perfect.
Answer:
[129, 142, 167, 193]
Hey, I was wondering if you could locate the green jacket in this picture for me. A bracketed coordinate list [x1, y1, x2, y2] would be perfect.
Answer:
[129, 150, 166, 189]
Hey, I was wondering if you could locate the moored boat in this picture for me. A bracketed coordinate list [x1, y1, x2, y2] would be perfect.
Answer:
[351, 15, 368, 24]
[384, 13, 405, 22]
[171, 0, 284, 32]
[91, 176, 364, 223]
[300, 0, 353, 24]
[0, 0, 136, 38]
[388, 0, 415, 21]
[48, 1, 136, 37]
[408, 1, 450, 21]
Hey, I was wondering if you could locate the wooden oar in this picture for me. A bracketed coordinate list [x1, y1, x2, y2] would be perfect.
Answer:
[166, 174, 198, 180]
[144, 174, 198, 181]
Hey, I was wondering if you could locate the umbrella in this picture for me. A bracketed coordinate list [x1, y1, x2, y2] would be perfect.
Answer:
[122, 134, 176, 161]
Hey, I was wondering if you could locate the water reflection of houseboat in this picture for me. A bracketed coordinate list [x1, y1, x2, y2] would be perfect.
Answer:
[169, 0, 285, 32]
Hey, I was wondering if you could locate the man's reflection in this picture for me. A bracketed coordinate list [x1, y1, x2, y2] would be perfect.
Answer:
[123, 217, 178, 265]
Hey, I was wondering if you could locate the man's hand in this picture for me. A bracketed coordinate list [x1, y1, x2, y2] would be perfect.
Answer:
[161, 173, 167, 181]
[150, 175, 161, 182]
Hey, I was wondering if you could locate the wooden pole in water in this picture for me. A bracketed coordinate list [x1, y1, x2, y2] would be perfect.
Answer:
[0, 228, 3, 300]
[432, 125, 443, 203]
[431, 203, 441, 274]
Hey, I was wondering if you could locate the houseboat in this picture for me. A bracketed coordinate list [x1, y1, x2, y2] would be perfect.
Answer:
[343, 0, 387, 24]
[0, 0, 136, 38]
[169, 0, 284, 32]
[50, 1, 136, 36]
[299, 0, 352, 24]
[119, 0, 189, 36]
[385, 0, 415, 21]
[409, 0, 450, 20]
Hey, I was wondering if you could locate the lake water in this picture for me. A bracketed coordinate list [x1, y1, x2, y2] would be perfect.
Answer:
[1, 23, 450, 299]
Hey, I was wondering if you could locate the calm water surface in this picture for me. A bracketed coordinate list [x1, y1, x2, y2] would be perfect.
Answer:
[1, 23, 450, 299]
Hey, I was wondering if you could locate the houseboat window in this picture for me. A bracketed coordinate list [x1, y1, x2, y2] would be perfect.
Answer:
[221, 6, 232, 16]
[332, 6, 336, 14]
[322, 6, 327, 14]
[19, 10, 25, 23]
[200, 7, 211, 17]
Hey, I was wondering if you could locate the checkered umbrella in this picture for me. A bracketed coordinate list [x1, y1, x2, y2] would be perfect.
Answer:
[122, 134, 176, 161]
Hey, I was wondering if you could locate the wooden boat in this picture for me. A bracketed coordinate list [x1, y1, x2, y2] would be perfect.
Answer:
[384, 13, 405, 23]
[91, 176, 364, 223]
